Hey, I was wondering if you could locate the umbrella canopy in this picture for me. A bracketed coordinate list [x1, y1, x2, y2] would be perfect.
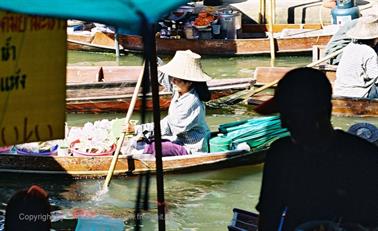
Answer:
[0, 0, 186, 34]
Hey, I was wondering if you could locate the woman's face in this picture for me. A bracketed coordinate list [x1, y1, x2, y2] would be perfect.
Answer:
[170, 77, 192, 94]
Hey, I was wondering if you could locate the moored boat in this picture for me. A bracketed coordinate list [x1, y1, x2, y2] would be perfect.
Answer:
[67, 24, 335, 56]
[66, 66, 255, 113]
[253, 66, 337, 86]
[249, 66, 378, 117]
[249, 94, 378, 117]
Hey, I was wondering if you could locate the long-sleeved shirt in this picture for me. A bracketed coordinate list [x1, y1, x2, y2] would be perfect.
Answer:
[135, 76, 210, 153]
[334, 43, 378, 98]
[324, 19, 357, 65]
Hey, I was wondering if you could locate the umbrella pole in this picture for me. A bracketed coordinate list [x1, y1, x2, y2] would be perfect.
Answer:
[142, 23, 166, 230]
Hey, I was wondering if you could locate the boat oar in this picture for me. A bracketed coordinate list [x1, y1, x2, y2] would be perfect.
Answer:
[239, 47, 345, 104]
[103, 61, 145, 189]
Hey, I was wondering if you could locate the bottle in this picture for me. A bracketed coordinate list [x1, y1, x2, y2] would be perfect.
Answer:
[167, 27, 172, 38]
[170, 23, 176, 39]
[160, 28, 168, 38]
[211, 21, 221, 39]
[177, 21, 184, 38]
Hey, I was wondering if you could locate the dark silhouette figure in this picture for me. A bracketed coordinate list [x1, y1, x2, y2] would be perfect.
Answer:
[255, 68, 378, 231]
[5, 185, 51, 231]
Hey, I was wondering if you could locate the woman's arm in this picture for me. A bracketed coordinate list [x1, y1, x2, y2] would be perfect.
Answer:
[363, 51, 378, 82]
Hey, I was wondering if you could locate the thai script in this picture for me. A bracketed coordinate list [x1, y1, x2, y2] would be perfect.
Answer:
[30, 16, 66, 31]
[1, 37, 16, 61]
[0, 12, 65, 32]
[0, 69, 27, 92]
[1, 117, 53, 145]
[0, 13, 27, 32]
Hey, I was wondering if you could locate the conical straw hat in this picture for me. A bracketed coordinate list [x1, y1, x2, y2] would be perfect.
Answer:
[347, 15, 378, 40]
[158, 50, 212, 82]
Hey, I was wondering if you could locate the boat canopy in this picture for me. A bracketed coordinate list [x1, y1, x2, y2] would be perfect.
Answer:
[0, 0, 186, 34]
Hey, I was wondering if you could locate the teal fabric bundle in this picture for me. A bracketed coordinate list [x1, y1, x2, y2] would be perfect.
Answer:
[75, 216, 124, 231]
[210, 116, 289, 152]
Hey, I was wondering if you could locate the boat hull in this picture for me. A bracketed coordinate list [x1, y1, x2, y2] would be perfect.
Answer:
[121, 34, 332, 56]
[66, 66, 254, 113]
[0, 150, 265, 178]
[248, 94, 378, 117]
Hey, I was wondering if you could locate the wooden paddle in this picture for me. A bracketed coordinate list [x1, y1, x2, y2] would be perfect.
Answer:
[103, 61, 145, 188]
[240, 48, 345, 104]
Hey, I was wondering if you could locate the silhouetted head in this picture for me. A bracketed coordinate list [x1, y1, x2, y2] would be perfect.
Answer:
[5, 185, 51, 231]
[255, 67, 334, 145]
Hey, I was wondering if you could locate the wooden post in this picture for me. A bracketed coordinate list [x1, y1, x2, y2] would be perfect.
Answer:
[272, 0, 276, 24]
[258, 0, 266, 24]
[269, 0, 276, 62]
[114, 27, 120, 58]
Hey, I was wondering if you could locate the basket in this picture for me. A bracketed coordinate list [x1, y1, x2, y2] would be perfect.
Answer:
[0, 146, 13, 153]
[16, 145, 58, 156]
[70, 140, 116, 157]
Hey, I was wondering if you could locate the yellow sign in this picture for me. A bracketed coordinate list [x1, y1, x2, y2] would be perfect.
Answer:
[0, 11, 66, 146]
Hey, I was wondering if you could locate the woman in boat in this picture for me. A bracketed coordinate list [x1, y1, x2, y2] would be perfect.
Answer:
[125, 50, 212, 156]
[334, 15, 378, 99]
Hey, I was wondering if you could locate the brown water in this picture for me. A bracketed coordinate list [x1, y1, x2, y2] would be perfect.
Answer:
[0, 51, 377, 231]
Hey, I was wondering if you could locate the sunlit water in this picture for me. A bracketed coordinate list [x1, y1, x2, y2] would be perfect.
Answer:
[0, 52, 377, 230]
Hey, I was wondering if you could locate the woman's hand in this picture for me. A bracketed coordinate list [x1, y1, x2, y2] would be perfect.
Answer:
[123, 120, 138, 134]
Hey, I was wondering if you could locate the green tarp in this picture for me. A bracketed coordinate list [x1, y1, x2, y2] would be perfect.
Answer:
[0, 0, 186, 34]
[210, 116, 290, 152]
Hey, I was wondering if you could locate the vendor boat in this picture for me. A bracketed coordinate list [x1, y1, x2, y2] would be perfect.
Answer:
[0, 116, 289, 177]
[67, 23, 335, 55]
[66, 66, 255, 113]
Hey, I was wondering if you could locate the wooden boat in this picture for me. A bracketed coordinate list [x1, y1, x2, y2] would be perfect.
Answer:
[0, 115, 285, 177]
[253, 66, 337, 86]
[66, 66, 255, 113]
[249, 66, 378, 117]
[249, 94, 378, 117]
[67, 30, 125, 53]
[0, 148, 265, 177]
[67, 24, 335, 55]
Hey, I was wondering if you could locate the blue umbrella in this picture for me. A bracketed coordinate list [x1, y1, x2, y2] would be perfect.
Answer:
[0, 0, 185, 34]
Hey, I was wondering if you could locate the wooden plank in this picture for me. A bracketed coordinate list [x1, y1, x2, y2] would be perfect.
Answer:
[249, 94, 378, 117]
[254, 66, 336, 85]
[67, 24, 331, 56]
[0, 150, 266, 177]
[242, 23, 324, 33]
